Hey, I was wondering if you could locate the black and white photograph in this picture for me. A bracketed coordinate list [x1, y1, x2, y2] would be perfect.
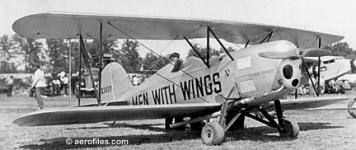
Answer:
[1, 0, 356, 149]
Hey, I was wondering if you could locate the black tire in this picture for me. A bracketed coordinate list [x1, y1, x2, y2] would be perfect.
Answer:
[348, 98, 356, 118]
[279, 119, 299, 138]
[201, 121, 225, 145]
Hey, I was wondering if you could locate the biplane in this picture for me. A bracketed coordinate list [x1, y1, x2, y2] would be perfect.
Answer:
[307, 56, 356, 93]
[12, 13, 350, 145]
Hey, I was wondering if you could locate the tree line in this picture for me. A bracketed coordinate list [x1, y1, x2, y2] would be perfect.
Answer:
[0, 35, 159, 74]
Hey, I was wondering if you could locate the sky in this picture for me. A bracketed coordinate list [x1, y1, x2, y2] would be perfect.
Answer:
[1, 0, 356, 57]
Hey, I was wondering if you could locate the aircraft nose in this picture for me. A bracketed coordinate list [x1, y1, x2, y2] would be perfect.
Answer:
[279, 59, 302, 90]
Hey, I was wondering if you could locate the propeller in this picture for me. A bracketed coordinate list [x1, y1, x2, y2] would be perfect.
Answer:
[300, 57, 319, 96]
[259, 48, 332, 96]
[301, 48, 331, 57]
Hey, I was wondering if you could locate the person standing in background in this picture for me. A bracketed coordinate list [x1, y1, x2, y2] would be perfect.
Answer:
[52, 77, 61, 96]
[61, 74, 69, 96]
[6, 76, 14, 97]
[31, 65, 47, 109]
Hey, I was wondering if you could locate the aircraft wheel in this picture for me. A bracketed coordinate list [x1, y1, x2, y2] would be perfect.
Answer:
[348, 98, 356, 118]
[201, 121, 225, 145]
[279, 119, 299, 138]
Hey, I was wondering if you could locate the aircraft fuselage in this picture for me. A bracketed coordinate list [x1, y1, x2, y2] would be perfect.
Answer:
[117, 40, 302, 106]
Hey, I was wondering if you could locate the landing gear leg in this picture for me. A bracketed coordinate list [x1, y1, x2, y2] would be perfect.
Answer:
[274, 100, 299, 138]
[245, 99, 299, 138]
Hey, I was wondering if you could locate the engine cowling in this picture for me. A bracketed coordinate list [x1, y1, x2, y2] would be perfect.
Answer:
[279, 59, 302, 90]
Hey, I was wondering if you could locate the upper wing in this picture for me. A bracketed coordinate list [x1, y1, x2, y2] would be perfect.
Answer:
[13, 13, 343, 48]
[13, 103, 221, 126]
[265, 96, 351, 111]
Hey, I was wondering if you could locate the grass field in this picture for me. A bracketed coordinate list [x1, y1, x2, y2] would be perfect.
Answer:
[0, 94, 356, 149]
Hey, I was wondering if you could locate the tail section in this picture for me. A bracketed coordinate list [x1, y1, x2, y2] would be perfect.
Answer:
[101, 62, 133, 103]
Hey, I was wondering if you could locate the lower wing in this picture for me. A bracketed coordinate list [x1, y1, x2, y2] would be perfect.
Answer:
[13, 103, 221, 126]
[264, 96, 351, 111]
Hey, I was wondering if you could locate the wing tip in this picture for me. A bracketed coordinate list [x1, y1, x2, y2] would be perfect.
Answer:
[12, 13, 40, 38]
[13, 117, 32, 127]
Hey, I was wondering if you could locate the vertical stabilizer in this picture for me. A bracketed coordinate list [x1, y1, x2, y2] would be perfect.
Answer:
[101, 62, 132, 103]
